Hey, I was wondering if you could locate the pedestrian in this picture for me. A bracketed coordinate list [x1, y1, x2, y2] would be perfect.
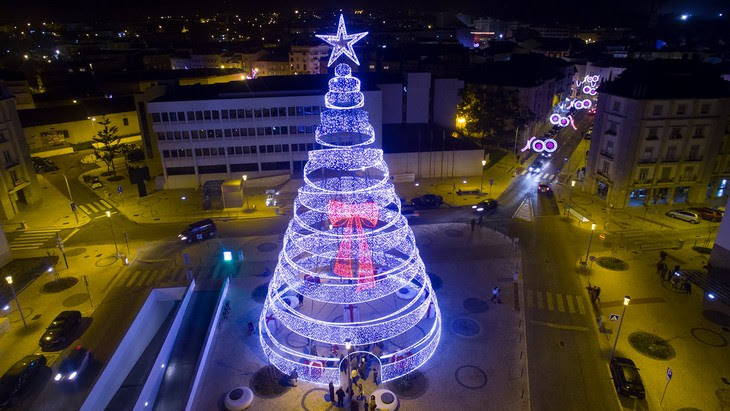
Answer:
[684, 281, 692, 295]
[369, 395, 377, 411]
[350, 368, 359, 384]
[298, 293, 304, 305]
[656, 261, 663, 276]
[491, 286, 501, 304]
[357, 383, 364, 400]
[372, 367, 378, 384]
[470, 218, 476, 231]
[350, 399, 359, 411]
[673, 265, 680, 275]
[347, 384, 354, 403]
[329, 381, 336, 403]
[478, 214, 484, 226]
[362, 392, 368, 410]
[595, 286, 601, 302]
[289, 370, 298, 387]
[661, 264, 669, 281]
[336, 386, 345, 407]
[339, 354, 347, 373]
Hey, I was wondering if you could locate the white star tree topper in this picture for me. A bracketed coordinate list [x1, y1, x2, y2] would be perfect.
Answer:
[315, 14, 368, 67]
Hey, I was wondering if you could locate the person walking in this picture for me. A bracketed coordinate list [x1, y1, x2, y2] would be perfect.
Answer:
[594, 286, 601, 302]
[289, 370, 298, 387]
[329, 381, 336, 404]
[298, 293, 304, 306]
[470, 218, 476, 232]
[372, 367, 378, 384]
[684, 281, 692, 295]
[478, 214, 484, 226]
[336, 386, 345, 407]
[491, 286, 501, 304]
[369, 395, 377, 411]
[339, 354, 347, 374]
[350, 368, 359, 384]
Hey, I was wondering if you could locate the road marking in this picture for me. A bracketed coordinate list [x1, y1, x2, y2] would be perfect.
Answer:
[125, 270, 143, 287]
[555, 293, 565, 312]
[531, 320, 588, 332]
[87, 203, 99, 212]
[527, 289, 534, 308]
[79, 205, 90, 214]
[600, 297, 665, 307]
[99, 200, 112, 208]
[566, 296, 576, 313]
[536, 291, 544, 309]
[9, 245, 45, 250]
[545, 291, 554, 311]
[62, 228, 80, 242]
[576, 296, 586, 315]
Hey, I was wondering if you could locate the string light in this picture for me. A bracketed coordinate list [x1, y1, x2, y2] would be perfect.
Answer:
[258, 16, 441, 386]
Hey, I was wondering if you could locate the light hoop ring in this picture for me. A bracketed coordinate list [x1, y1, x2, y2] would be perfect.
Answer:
[531, 139, 544, 152]
[549, 114, 561, 125]
[543, 139, 557, 153]
[530, 138, 558, 153]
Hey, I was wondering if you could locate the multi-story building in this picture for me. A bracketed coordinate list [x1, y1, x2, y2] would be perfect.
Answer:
[139, 72, 463, 189]
[289, 44, 330, 75]
[585, 62, 730, 208]
[0, 86, 39, 220]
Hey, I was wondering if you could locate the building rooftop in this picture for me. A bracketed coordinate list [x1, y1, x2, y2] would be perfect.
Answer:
[382, 124, 480, 154]
[17, 97, 136, 127]
[97, 68, 244, 83]
[599, 60, 730, 99]
[464, 53, 571, 87]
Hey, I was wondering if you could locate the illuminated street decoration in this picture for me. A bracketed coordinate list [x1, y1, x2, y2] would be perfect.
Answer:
[315, 14, 368, 67]
[521, 136, 558, 153]
[549, 113, 572, 128]
[562, 98, 593, 111]
[576, 74, 600, 96]
[259, 18, 441, 386]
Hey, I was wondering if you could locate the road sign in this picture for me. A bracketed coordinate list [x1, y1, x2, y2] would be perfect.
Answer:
[589, 255, 596, 261]
[70, 202, 76, 212]
[667, 367, 672, 381]
[609, 314, 620, 321]
[117, 185, 123, 194]
[489, 178, 494, 185]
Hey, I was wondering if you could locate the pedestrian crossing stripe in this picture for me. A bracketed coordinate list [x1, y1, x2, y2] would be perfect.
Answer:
[78, 200, 114, 216]
[526, 289, 587, 316]
[112, 263, 241, 288]
[9, 230, 58, 250]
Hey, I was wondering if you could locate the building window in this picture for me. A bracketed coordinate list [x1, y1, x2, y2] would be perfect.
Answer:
[666, 146, 677, 161]
[222, 110, 229, 120]
[601, 161, 610, 175]
[693, 127, 704, 138]
[123, 117, 129, 126]
[204, 110, 212, 120]
[178, 112, 185, 122]
[212, 110, 220, 120]
[254, 109, 262, 118]
[652, 105, 663, 116]
[169, 112, 177, 122]
[152, 113, 161, 123]
[669, 127, 682, 139]
[215, 129, 223, 138]
[612, 101, 621, 112]
[229, 109, 237, 119]
[647, 128, 659, 140]
[638, 168, 648, 182]
[700, 103, 711, 114]
[684, 166, 694, 179]
[263, 108, 270, 117]
[676, 104, 687, 115]
[187, 111, 195, 121]
[689, 145, 701, 160]
[606, 121, 618, 135]
[642, 147, 654, 161]
[161, 112, 169, 122]
[195, 111, 203, 121]
[279, 107, 287, 116]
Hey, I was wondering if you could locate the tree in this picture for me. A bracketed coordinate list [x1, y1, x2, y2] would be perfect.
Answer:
[92, 116, 121, 176]
[457, 86, 530, 147]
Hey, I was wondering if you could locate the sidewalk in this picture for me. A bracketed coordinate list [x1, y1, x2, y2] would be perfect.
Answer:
[578, 240, 730, 410]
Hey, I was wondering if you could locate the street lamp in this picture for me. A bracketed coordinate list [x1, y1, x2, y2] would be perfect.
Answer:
[480, 159, 487, 193]
[242, 174, 249, 210]
[610, 296, 631, 361]
[105, 210, 120, 258]
[344, 338, 353, 388]
[566, 180, 576, 217]
[5, 276, 27, 328]
[584, 223, 596, 265]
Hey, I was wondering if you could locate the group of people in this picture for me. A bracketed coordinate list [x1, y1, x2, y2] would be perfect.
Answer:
[656, 253, 692, 294]
[587, 285, 601, 304]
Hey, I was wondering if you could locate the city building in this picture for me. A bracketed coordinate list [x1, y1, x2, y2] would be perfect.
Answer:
[289, 44, 330, 75]
[0, 71, 35, 110]
[139, 71, 463, 189]
[585, 61, 730, 208]
[0, 86, 39, 221]
[18, 97, 140, 157]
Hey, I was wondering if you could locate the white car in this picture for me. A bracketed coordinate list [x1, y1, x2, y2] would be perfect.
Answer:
[666, 210, 700, 224]
[80, 154, 97, 165]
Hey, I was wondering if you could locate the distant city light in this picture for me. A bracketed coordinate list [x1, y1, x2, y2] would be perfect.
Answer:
[223, 251, 233, 261]
[2, 305, 9, 311]
[680, 14, 689, 21]
[707, 292, 716, 300]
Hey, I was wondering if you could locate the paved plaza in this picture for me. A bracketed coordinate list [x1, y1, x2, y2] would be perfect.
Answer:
[191, 222, 529, 410]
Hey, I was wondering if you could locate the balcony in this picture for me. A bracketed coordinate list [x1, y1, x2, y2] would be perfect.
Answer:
[679, 175, 696, 182]
[600, 151, 614, 159]
[656, 177, 674, 183]
[638, 157, 657, 164]
[605, 129, 618, 136]
[686, 156, 703, 162]
[662, 157, 679, 163]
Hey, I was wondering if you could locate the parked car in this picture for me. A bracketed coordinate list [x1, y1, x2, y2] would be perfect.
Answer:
[609, 357, 645, 399]
[537, 183, 552, 195]
[688, 207, 723, 222]
[54, 346, 91, 383]
[83, 175, 103, 190]
[39, 310, 81, 351]
[79, 154, 97, 165]
[665, 209, 700, 224]
[31, 157, 59, 173]
[472, 199, 498, 213]
[400, 204, 419, 219]
[411, 194, 443, 209]
[179, 219, 217, 243]
[0, 355, 47, 407]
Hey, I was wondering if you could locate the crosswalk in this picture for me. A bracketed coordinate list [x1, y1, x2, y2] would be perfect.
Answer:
[77, 200, 115, 217]
[110, 263, 240, 288]
[526, 289, 587, 315]
[8, 229, 58, 251]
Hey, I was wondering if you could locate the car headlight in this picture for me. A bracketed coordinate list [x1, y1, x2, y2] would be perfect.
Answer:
[179, 236, 187, 241]
[54, 373, 62, 381]
[477, 207, 484, 212]
[69, 371, 77, 380]
[45, 336, 52, 340]
[471, 205, 477, 209]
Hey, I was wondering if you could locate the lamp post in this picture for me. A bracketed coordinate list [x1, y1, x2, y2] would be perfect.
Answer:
[242, 174, 249, 210]
[105, 211, 119, 258]
[344, 338, 352, 388]
[480, 159, 487, 193]
[566, 180, 576, 217]
[610, 296, 631, 361]
[5, 276, 26, 328]
[62, 174, 79, 224]
[584, 223, 596, 265]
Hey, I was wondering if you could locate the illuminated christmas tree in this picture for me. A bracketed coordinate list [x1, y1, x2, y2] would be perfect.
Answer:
[259, 15, 441, 386]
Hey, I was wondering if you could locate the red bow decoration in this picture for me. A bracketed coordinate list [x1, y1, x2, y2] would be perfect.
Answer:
[327, 200, 379, 292]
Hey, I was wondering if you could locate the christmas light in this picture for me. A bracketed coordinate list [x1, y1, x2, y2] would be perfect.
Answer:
[259, 16, 441, 386]
[315, 14, 368, 67]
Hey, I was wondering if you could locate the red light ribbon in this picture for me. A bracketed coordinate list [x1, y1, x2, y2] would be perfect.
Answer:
[327, 200, 379, 291]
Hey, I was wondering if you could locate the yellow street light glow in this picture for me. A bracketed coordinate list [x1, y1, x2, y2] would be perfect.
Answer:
[482, 159, 487, 166]
[242, 175, 247, 181]
[105, 210, 111, 217]
[571, 180, 576, 187]
[456, 117, 466, 124]
[5, 276, 12, 285]
[591, 223, 596, 231]
[623, 296, 631, 306]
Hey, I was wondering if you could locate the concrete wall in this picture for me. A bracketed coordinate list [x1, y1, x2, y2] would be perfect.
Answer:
[81, 286, 188, 411]
[384, 150, 483, 178]
[406, 73, 431, 124]
[0, 225, 11, 267]
[433, 78, 463, 129]
[379, 83, 403, 124]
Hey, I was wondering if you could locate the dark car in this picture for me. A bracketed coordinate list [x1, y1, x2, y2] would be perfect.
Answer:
[0, 355, 47, 407]
[528, 159, 544, 174]
[39, 311, 81, 351]
[54, 346, 91, 383]
[688, 207, 723, 222]
[400, 204, 419, 219]
[472, 199, 498, 213]
[31, 157, 59, 173]
[411, 194, 443, 209]
[609, 357, 645, 399]
[537, 183, 553, 195]
[179, 219, 217, 243]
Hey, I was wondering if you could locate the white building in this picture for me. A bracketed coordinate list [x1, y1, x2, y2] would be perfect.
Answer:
[141, 72, 464, 189]
[289, 45, 330, 75]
